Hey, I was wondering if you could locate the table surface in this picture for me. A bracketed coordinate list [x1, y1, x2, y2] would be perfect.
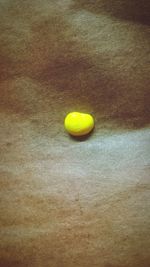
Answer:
[0, 1, 150, 267]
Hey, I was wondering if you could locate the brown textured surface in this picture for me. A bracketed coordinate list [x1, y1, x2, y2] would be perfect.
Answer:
[0, 1, 150, 266]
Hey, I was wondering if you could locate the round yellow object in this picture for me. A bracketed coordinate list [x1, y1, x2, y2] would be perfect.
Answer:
[64, 112, 94, 136]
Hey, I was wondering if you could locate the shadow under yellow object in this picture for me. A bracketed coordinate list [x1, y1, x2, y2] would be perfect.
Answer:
[64, 112, 94, 136]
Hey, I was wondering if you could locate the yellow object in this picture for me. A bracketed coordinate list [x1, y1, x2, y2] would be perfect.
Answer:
[64, 112, 94, 136]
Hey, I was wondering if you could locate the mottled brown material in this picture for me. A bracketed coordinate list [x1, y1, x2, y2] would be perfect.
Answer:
[0, 1, 150, 266]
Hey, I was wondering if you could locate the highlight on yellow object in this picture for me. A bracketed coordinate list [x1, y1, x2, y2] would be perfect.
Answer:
[64, 112, 94, 136]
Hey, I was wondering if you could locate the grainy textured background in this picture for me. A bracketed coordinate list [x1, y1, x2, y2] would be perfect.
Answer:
[0, 1, 150, 266]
